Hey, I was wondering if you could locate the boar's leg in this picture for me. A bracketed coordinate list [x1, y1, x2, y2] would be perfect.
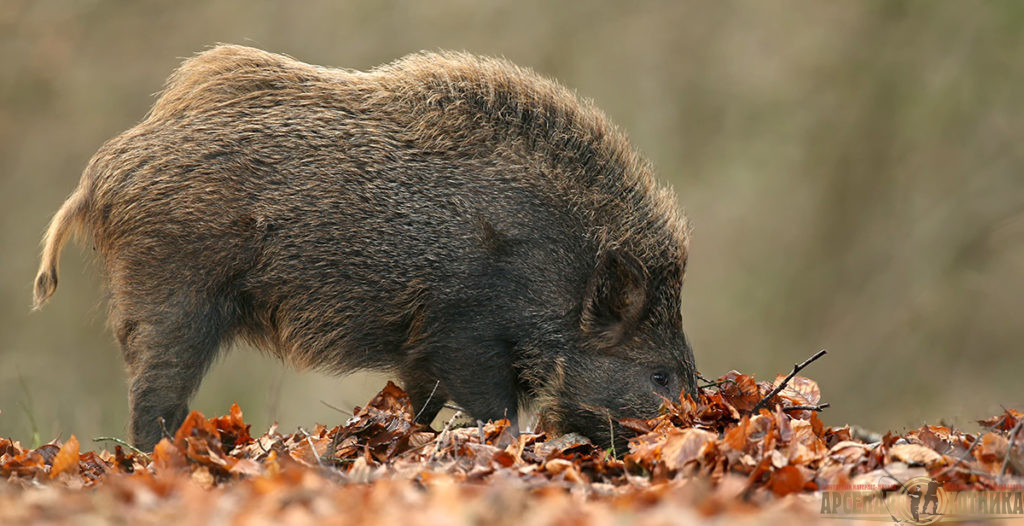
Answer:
[115, 299, 231, 451]
[399, 367, 449, 426]
[432, 339, 520, 430]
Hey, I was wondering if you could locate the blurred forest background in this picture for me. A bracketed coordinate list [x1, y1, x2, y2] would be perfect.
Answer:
[1, 1, 1021, 445]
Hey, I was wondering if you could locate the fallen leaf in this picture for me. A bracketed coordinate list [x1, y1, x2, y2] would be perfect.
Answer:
[770, 465, 805, 496]
[49, 435, 80, 479]
[887, 443, 945, 468]
[662, 428, 717, 471]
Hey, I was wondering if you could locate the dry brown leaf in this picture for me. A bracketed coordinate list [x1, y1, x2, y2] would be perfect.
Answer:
[152, 438, 187, 473]
[662, 428, 717, 471]
[887, 443, 945, 468]
[49, 435, 80, 479]
[977, 432, 1009, 463]
[827, 441, 871, 464]
[770, 465, 805, 497]
[775, 375, 821, 406]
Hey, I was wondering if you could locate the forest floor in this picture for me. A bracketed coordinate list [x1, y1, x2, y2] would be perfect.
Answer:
[2, 368, 1023, 525]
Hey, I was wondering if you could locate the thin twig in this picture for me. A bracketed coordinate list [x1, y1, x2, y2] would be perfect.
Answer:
[319, 400, 353, 417]
[1000, 417, 1024, 480]
[752, 349, 828, 413]
[781, 403, 830, 412]
[877, 466, 911, 523]
[15, 367, 41, 449]
[158, 417, 171, 441]
[430, 411, 462, 461]
[413, 380, 441, 423]
[297, 426, 323, 467]
[965, 469, 1006, 485]
[443, 403, 466, 412]
[935, 432, 982, 479]
[607, 413, 617, 459]
[324, 425, 344, 463]
[93, 437, 152, 463]
[395, 437, 439, 460]
[699, 378, 737, 390]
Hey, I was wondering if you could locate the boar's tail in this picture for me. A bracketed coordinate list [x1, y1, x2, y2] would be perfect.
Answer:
[33, 181, 91, 310]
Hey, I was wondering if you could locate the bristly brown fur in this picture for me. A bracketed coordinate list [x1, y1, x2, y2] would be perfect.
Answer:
[33, 45, 696, 451]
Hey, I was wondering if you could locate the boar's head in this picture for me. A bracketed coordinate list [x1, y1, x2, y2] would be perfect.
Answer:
[537, 247, 697, 450]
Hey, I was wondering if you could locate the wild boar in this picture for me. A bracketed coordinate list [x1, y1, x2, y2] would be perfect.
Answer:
[34, 45, 697, 450]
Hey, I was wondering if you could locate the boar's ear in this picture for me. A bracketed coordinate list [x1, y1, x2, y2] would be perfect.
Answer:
[581, 249, 648, 347]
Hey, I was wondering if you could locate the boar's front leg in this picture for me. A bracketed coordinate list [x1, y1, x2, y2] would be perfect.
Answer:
[432, 339, 520, 430]
[114, 298, 231, 451]
[400, 366, 450, 426]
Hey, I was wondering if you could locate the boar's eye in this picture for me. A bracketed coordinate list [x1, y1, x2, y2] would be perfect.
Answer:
[650, 371, 669, 388]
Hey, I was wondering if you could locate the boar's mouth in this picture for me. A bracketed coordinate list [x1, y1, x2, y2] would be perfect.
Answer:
[540, 401, 640, 451]
[534, 388, 663, 450]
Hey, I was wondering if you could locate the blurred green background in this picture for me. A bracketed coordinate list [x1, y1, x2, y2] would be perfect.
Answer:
[1, 1, 1021, 445]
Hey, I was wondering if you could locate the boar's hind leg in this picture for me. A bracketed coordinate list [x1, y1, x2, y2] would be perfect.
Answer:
[116, 299, 232, 451]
